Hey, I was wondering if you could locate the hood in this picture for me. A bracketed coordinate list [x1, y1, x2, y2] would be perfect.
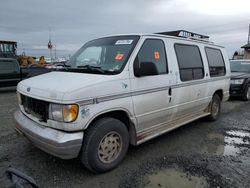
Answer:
[17, 71, 121, 103]
[231, 72, 250, 79]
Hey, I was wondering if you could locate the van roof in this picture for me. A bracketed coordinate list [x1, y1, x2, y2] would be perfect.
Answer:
[143, 33, 221, 46]
[98, 33, 224, 48]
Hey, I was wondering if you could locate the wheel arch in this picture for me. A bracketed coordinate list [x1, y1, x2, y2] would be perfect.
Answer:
[246, 78, 250, 83]
[85, 109, 137, 145]
[244, 78, 250, 89]
[205, 89, 223, 113]
[214, 89, 223, 100]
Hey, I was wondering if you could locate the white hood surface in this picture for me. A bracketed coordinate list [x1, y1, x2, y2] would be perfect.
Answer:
[17, 71, 127, 103]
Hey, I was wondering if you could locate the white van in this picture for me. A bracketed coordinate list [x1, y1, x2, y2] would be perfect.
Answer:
[14, 31, 230, 173]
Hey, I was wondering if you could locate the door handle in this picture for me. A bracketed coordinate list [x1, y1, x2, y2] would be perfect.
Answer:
[168, 88, 172, 103]
[168, 88, 172, 96]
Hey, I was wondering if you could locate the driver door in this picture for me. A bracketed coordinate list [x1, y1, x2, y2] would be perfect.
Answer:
[130, 38, 174, 136]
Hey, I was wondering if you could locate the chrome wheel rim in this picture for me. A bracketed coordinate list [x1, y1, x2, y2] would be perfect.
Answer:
[98, 131, 122, 163]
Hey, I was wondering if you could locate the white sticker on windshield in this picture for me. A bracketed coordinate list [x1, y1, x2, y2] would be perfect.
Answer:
[115, 40, 133, 45]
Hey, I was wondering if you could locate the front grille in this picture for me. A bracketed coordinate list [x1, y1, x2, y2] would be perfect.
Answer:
[21, 95, 49, 122]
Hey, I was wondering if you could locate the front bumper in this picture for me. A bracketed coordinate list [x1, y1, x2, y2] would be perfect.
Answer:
[14, 110, 83, 159]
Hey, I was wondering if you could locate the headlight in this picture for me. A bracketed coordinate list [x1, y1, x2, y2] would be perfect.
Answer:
[49, 103, 79, 123]
[50, 104, 63, 122]
[230, 79, 245, 85]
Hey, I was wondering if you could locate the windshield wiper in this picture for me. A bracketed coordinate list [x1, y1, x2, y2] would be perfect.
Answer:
[76, 65, 106, 74]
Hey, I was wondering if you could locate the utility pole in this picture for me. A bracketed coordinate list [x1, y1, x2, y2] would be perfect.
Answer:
[54, 45, 57, 60]
[48, 28, 53, 62]
[248, 24, 250, 44]
[50, 29, 52, 61]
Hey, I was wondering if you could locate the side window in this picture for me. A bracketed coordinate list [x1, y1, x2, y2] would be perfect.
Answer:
[175, 44, 204, 82]
[135, 39, 168, 75]
[205, 47, 226, 77]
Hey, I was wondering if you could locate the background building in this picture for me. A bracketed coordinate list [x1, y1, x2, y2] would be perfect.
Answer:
[241, 24, 250, 59]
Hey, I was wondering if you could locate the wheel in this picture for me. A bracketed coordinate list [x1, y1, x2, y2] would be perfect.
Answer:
[242, 85, 250, 101]
[81, 117, 129, 173]
[207, 94, 221, 121]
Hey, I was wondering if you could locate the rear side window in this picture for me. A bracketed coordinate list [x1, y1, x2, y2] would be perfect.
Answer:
[0, 61, 15, 74]
[136, 39, 168, 75]
[175, 44, 204, 82]
[205, 47, 226, 77]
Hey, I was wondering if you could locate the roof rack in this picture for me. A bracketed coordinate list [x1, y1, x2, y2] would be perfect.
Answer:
[156, 30, 211, 43]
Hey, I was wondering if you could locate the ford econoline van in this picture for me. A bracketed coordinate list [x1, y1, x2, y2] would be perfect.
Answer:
[14, 31, 230, 173]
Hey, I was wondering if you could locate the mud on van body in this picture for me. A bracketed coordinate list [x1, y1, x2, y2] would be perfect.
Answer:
[14, 32, 230, 173]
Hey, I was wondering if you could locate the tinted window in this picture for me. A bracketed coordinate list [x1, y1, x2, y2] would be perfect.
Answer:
[175, 44, 204, 81]
[205, 48, 226, 77]
[230, 61, 250, 73]
[0, 61, 15, 74]
[135, 39, 167, 75]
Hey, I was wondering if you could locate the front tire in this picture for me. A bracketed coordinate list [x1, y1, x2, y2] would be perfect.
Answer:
[207, 94, 221, 121]
[81, 117, 129, 173]
[242, 85, 250, 101]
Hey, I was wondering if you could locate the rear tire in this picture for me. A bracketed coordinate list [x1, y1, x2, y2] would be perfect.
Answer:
[207, 94, 221, 121]
[81, 117, 129, 173]
[242, 85, 250, 101]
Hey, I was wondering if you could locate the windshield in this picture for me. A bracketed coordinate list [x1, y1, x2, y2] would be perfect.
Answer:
[67, 35, 140, 74]
[230, 61, 250, 73]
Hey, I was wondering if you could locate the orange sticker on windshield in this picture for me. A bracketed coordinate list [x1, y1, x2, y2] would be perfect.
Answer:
[115, 53, 124, 60]
[154, 51, 160, 60]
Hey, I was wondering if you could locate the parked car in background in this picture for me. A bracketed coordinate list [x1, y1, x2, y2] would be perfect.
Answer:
[0, 58, 22, 87]
[0, 58, 50, 88]
[230, 59, 250, 101]
[14, 31, 230, 173]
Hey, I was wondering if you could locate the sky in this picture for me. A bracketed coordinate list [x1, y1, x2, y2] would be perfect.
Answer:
[1, 0, 250, 59]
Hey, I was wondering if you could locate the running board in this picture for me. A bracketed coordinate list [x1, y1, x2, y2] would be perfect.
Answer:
[136, 111, 210, 145]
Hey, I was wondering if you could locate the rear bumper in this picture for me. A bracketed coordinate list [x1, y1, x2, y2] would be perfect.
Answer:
[14, 110, 83, 159]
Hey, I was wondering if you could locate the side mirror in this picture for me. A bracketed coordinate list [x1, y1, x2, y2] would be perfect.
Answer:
[6, 168, 38, 188]
[134, 57, 158, 77]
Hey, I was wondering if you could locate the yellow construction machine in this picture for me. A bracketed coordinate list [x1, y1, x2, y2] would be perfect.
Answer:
[17, 56, 45, 67]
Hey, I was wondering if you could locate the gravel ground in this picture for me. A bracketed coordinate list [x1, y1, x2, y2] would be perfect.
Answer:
[0, 89, 249, 188]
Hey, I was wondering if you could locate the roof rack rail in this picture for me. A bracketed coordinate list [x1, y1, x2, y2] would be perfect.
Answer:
[156, 30, 211, 43]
